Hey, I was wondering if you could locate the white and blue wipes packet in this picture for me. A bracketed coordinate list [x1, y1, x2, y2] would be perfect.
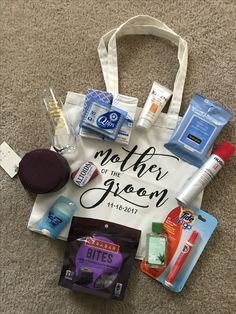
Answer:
[164, 93, 233, 167]
[81, 97, 127, 141]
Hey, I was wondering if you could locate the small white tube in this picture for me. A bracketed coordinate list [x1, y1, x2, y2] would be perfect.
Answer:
[136, 82, 172, 130]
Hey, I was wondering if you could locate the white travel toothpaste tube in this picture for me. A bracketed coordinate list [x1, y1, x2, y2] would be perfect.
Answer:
[136, 82, 172, 130]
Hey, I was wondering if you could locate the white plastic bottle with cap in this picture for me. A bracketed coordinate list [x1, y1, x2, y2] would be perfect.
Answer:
[176, 141, 235, 206]
[136, 82, 172, 130]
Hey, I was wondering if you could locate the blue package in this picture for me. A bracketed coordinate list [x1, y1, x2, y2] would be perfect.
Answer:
[79, 88, 113, 128]
[79, 93, 138, 145]
[164, 93, 233, 167]
[37, 196, 77, 239]
[81, 98, 126, 141]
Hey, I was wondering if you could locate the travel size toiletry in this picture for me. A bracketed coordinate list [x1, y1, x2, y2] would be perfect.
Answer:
[43, 88, 77, 153]
[79, 93, 138, 145]
[165, 230, 199, 287]
[37, 196, 77, 239]
[77, 88, 113, 133]
[165, 93, 233, 167]
[141, 206, 217, 292]
[136, 82, 172, 130]
[81, 99, 126, 141]
[176, 141, 235, 206]
[145, 222, 167, 268]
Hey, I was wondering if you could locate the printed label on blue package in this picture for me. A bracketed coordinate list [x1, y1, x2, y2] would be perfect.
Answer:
[82, 102, 126, 141]
[97, 111, 121, 129]
[48, 212, 63, 227]
[176, 207, 196, 230]
[178, 115, 216, 153]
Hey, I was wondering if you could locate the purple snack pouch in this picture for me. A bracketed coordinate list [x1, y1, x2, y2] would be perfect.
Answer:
[59, 217, 141, 300]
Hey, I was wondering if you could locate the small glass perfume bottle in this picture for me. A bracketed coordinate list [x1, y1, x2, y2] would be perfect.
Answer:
[145, 222, 167, 268]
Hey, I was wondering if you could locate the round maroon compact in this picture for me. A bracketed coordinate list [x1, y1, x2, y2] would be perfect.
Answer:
[18, 149, 70, 194]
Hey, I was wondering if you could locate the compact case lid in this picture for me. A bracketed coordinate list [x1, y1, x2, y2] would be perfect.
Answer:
[18, 149, 70, 194]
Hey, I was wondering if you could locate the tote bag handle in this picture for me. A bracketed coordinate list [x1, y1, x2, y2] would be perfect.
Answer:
[98, 15, 188, 122]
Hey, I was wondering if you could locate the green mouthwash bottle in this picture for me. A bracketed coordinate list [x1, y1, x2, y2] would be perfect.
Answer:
[145, 222, 167, 268]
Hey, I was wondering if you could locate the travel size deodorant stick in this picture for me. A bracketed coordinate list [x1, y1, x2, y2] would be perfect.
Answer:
[176, 141, 235, 206]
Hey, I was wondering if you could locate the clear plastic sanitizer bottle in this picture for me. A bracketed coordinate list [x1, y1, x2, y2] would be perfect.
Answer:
[145, 222, 168, 268]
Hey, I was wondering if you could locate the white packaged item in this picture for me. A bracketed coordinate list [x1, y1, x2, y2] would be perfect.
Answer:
[136, 82, 172, 130]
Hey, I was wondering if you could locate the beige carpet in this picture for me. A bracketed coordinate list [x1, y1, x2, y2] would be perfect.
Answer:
[1, 1, 236, 313]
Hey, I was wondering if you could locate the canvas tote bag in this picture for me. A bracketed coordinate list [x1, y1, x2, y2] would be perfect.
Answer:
[28, 16, 202, 259]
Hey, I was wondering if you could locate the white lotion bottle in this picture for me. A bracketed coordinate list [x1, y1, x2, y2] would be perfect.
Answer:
[136, 82, 172, 130]
[176, 141, 235, 206]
